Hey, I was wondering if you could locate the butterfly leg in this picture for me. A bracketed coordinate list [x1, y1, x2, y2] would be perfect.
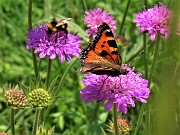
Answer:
[117, 76, 122, 90]
[99, 75, 109, 91]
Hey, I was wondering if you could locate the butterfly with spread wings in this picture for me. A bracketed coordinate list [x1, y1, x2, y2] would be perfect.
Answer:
[80, 22, 128, 76]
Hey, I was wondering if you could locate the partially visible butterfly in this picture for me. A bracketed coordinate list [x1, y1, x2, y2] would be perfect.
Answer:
[80, 22, 128, 76]
[47, 18, 72, 38]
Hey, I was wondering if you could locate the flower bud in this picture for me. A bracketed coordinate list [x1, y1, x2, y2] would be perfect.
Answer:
[28, 88, 51, 108]
[5, 89, 26, 107]
[106, 118, 132, 134]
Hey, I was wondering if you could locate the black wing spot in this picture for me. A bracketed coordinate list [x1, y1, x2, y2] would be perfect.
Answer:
[111, 51, 118, 55]
[105, 29, 113, 37]
[101, 44, 105, 48]
[100, 50, 109, 56]
[107, 40, 117, 48]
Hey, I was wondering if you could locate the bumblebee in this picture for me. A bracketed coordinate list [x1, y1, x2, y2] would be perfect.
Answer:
[47, 18, 72, 37]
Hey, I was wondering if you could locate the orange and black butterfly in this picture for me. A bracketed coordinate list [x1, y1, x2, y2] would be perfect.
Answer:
[80, 22, 128, 76]
[47, 18, 72, 38]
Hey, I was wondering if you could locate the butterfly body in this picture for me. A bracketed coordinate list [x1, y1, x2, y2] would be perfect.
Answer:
[80, 22, 127, 76]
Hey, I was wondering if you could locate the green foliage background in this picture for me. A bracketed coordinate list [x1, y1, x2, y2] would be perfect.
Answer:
[0, 0, 179, 135]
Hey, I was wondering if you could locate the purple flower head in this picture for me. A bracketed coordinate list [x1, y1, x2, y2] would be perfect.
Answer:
[25, 24, 81, 62]
[80, 65, 150, 114]
[133, 5, 172, 41]
[84, 8, 116, 37]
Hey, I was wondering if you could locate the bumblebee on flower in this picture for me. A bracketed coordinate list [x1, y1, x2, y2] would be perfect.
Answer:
[25, 18, 81, 62]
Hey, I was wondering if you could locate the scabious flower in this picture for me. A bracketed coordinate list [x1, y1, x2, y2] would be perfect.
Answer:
[80, 66, 150, 114]
[5, 89, 26, 107]
[133, 5, 172, 41]
[106, 118, 132, 134]
[25, 24, 81, 62]
[84, 8, 116, 37]
[28, 88, 51, 108]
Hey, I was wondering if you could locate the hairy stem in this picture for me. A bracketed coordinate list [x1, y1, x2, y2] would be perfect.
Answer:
[134, 35, 160, 135]
[119, 0, 131, 35]
[32, 109, 41, 135]
[133, 103, 146, 135]
[28, 0, 39, 79]
[91, 102, 100, 122]
[149, 35, 160, 84]
[55, 58, 78, 95]
[46, 58, 52, 89]
[113, 104, 119, 135]
[82, 0, 88, 11]
[44, 58, 78, 119]
[11, 108, 16, 135]
[143, 34, 148, 79]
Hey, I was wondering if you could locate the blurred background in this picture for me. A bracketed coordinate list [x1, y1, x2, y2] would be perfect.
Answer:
[0, 0, 179, 135]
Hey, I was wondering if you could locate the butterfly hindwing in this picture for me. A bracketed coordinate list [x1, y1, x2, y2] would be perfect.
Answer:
[80, 51, 123, 76]
[80, 22, 127, 76]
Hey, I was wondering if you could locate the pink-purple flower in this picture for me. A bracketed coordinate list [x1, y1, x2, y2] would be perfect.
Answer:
[84, 8, 116, 37]
[133, 5, 172, 41]
[80, 66, 150, 114]
[25, 24, 81, 62]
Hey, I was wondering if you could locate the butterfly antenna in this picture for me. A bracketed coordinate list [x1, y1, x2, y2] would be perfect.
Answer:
[129, 50, 144, 65]
[117, 76, 122, 90]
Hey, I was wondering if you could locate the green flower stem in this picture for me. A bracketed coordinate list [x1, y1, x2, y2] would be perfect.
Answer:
[126, 46, 144, 63]
[143, 34, 148, 79]
[149, 35, 160, 84]
[44, 58, 78, 120]
[11, 107, 15, 135]
[44, 0, 51, 19]
[133, 35, 160, 135]
[32, 108, 41, 135]
[82, 0, 88, 11]
[113, 104, 119, 135]
[119, 0, 131, 35]
[146, 35, 160, 135]
[133, 103, 146, 135]
[28, 0, 32, 29]
[6, 109, 32, 132]
[46, 58, 52, 89]
[32, 51, 39, 79]
[91, 102, 100, 122]
[143, 1, 149, 134]
[28, 0, 39, 79]
[55, 57, 78, 95]
[173, 63, 179, 79]
[144, 35, 150, 135]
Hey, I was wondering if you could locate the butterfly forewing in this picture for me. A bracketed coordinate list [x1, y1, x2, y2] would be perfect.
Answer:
[80, 22, 127, 76]
[91, 23, 122, 65]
